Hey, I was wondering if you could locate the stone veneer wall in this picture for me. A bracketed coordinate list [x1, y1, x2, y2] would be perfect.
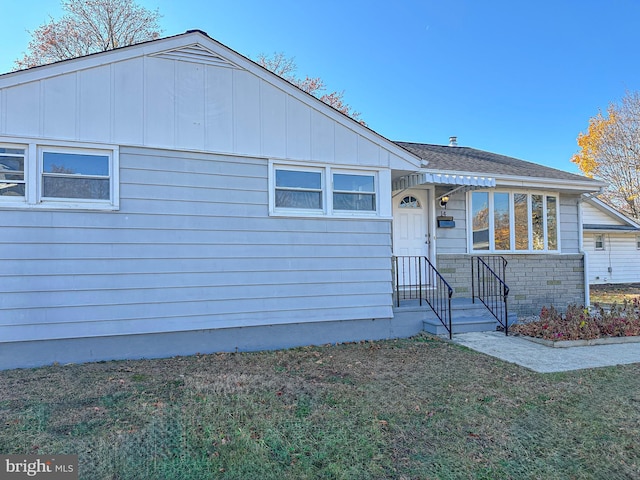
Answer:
[436, 254, 586, 316]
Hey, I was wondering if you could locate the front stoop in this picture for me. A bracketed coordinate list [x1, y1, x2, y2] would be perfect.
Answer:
[418, 298, 517, 335]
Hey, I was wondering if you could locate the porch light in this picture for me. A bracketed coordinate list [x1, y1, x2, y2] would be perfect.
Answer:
[440, 195, 449, 208]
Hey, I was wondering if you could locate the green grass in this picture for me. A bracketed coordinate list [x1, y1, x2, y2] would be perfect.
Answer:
[1, 335, 639, 479]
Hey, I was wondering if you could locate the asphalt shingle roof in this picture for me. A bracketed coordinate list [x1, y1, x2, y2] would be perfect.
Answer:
[394, 142, 594, 182]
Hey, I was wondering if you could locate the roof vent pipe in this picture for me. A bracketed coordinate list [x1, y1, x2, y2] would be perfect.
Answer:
[449, 136, 458, 146]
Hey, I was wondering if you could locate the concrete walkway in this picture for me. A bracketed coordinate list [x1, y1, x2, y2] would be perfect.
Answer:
[451, 331, 640, 373]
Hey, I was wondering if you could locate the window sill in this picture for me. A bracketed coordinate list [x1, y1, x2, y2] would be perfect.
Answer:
[0, 201, 119, 212]
[270, 210, 390, 220]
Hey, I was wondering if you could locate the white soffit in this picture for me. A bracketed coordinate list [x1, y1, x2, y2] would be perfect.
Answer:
[150, 43, 240, 68]
[393, 172, 496, 191]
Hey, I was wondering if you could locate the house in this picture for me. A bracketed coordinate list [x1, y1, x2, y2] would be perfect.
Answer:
[0, 31, 603, 369]
[582, 196, 640, 284]
[392, 141, 604, 317]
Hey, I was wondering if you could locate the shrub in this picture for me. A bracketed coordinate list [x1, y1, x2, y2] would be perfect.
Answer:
[512, 300, 640, 341]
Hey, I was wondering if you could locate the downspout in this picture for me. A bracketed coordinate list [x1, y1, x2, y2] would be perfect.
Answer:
[577, 197, 590, 308]
[578, 188, 605, 309]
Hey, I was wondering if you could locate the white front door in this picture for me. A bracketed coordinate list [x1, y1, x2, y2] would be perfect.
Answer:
[392, 190, 429, 257]
[392, 190, 431, 292]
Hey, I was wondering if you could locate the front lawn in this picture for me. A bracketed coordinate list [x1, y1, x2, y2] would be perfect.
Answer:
[1, 335, 639, 479]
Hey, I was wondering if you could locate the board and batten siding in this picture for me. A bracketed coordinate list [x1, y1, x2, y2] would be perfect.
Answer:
[0, 54, 416, 172]
[0, 147, 393, 343]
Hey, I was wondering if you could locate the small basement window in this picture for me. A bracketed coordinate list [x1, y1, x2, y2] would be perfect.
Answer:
[594, 234, 604, 250]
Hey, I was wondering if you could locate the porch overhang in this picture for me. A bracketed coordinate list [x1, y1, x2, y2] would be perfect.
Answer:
[392, 171, 496, 191]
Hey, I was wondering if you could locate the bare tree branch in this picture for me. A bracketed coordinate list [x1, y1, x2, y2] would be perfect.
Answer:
[15, 0, 162, 69]
[256, 52, 365, 125]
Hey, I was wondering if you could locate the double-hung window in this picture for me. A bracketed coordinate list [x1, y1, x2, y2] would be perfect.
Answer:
[333, 173, 376, 212]
[41, 148, 111, 201]
[470, 190, 559, 252]
[275, 168, 323, 210]
[0, 147, 26, 198]
[271, 163, 379, 216]
[0, 140, 118, 210]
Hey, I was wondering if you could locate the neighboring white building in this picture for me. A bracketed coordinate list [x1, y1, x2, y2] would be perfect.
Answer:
[0, 31, 604, 369]
[582, 196, 640, 284]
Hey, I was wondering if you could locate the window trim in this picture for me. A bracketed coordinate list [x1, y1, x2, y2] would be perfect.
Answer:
[594, 234, 605, 251]
[269, 161, 382, 218]
[0, 138, 119, 211]
[467, 189, 561, 253]
[39, 146, 114, 204]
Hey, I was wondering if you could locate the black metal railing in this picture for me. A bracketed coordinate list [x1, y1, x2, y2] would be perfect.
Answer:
[393, 255, 453, 338]
[471, 255, 510, 335]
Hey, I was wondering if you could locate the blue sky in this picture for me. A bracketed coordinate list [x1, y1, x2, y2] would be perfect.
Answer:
[2, 0, 639, 174]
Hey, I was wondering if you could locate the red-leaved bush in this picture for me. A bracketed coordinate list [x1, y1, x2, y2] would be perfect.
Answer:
[512, 299, 640, 341]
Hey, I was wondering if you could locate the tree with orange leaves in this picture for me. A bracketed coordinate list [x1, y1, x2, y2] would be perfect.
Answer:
[257, 52, 365, 125]
[572, 91, 640, 219]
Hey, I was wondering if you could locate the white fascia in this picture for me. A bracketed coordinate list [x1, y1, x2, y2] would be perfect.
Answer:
[493, 174, 605, 193]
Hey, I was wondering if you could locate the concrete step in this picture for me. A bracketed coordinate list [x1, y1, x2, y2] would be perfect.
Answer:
[423, 316, 499, 335]
[421, 298, 518, 335]
[393, 296, 518, 335]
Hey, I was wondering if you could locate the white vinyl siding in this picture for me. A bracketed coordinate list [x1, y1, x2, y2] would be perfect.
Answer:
[433, 192, 466, 254]
[586, 232, 640, 283]
[0, 147, 393, 343]
[559, 195, 580, 253]
[582, 201, 628, 226]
